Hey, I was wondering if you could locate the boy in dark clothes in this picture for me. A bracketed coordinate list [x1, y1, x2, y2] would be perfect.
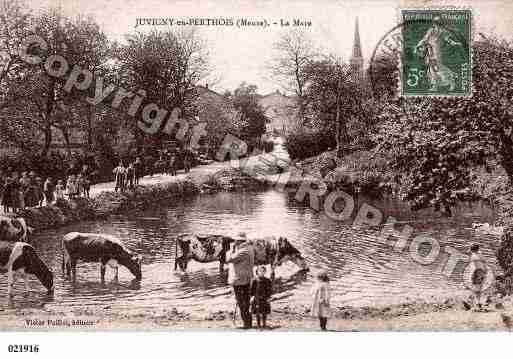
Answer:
[251, 265, 272, 328]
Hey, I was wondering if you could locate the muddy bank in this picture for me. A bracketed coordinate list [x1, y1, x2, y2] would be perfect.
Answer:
[9, 168, 268, 233]
[0, 298, 509, 331]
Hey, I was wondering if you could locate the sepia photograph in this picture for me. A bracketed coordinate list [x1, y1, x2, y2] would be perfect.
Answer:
[1, 0, 513, 355]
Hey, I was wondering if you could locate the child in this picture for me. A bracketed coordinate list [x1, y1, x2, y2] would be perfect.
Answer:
[2, 177, 13, 213]
[82, 174, 91, 198]
[76, 174, 84, 198]
[19, 171, 31, 208]
[133, 157, 143, 185]
[113, 162, 126, 192]
[251, 265, 273, 328]
[43, 177, 55, 205]
[11, 172, 21, 213]
[311, 271, 331, 331]
[126, 163, 135, 190]
[66, 175, 76, 200]
[168, 155, 177, 176]
[55, 180, 65, 201]
[35, 177, 44, 206]
[154, 156, 166, 176]
[469, 243, 487, 310]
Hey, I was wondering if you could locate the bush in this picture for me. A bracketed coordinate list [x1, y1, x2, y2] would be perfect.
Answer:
[285, 129, 336, 160]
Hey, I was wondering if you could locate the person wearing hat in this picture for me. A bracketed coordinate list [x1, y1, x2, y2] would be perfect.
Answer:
[226, 232, 254, 329]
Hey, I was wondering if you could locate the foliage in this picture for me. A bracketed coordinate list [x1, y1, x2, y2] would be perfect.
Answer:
[195, 87, 234, 156]
[302, 57, 376, 154]
[229, 82, 267, 143]
[376, 37, 513, 214]
[285, 128, 336, 160]
[113, 29, 209, 149]
[1, 8, 110, 157]
[498, 225, 513, 283]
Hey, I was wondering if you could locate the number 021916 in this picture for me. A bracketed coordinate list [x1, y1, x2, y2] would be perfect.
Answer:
[7, 345, 39, 353]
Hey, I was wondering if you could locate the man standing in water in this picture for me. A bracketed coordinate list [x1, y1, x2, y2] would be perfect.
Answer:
[227, 232, 254, 329]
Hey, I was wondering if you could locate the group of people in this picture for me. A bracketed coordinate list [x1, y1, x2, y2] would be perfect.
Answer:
[226, 232, 331, 331]
[113, 149, 199, 193]
[0, 166, 94, 213]
[151, 149, 196, 177]
[112, 158, 144, 193]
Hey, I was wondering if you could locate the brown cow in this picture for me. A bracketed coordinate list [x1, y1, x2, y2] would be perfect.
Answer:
[62, 232, 142, 283]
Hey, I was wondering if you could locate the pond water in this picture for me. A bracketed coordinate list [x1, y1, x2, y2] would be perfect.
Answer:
[0, 187, 501, 316]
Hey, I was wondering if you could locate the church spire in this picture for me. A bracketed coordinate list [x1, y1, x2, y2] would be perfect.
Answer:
[350, 17, 364, 84]
[352, 17, 362, 59]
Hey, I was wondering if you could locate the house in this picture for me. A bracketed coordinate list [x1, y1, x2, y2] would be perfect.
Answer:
[258, 90, 299, 135]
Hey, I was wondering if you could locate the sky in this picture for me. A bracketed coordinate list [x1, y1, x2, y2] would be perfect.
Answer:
[27, 0, 513, 95]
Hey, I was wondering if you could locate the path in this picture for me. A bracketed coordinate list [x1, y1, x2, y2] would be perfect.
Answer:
[88, 160, 228, 199]
[0, 138, 290, 214]
[88, 138, 290, 199]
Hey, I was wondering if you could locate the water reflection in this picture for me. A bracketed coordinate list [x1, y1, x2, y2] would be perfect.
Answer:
[0, 190, 501, 315]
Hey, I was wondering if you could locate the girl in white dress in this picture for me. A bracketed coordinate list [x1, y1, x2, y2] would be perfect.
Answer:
[311, 271, 331, 330]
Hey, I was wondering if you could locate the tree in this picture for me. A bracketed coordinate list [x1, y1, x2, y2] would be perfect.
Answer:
[2, 9, 110, 156]
[229, 82, 267, 144]
[268, 30, 316, 124]
[114, 29, 210, 150]
[303, 56, 368, 155]
[367, 52, 400, 101]
[0, 0, 32, 109]
[195, 87, 235, 156]
[376, 36, 513, 214]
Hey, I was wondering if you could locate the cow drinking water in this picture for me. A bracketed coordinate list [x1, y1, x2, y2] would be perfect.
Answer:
[174, 234, 234, 272]
[0, 241, 54, 296]
[252, 236, 309, 279]
[62, 232, 142, 283]
[175, 234, 309, 278]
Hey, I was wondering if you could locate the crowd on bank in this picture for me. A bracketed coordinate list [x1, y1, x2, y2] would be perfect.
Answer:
[0, 165, 94, 213]
[0, 147, 207, 212]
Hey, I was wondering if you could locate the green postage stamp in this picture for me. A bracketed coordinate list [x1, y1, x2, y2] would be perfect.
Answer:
[401, 9, 472, 97]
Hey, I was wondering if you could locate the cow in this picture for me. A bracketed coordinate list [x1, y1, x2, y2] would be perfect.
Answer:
[251, 236, 309, 279]
[62, 232, 142, 283]
[0, 241, 54, 296]
[174, 234, 234, 272]
[0, 217, 32, 243]
[175, 235, 309, 279]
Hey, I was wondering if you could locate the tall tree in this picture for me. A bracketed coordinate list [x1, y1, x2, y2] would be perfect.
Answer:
[114, 29, 210, 148]
[3, 9, 110, 156]
[268, 30, 316, 124]
[0, 0, 31, 109]
[229, 82, 267, 143]
[303, 56, 367, 155]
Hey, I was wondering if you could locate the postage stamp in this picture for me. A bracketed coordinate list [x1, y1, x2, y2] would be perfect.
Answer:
[400, 9, 472, 97]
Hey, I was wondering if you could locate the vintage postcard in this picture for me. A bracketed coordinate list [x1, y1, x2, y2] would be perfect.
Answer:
[1, 0, 513, 346]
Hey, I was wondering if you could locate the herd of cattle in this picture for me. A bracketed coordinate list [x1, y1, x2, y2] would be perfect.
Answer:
[0, 216, 309, 298]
